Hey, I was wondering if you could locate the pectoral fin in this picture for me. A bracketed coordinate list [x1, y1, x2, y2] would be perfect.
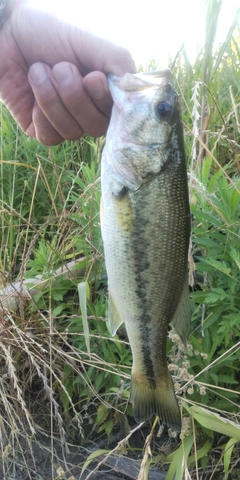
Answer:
[108, 291, 124, 336]
[171, 276, 191, 346]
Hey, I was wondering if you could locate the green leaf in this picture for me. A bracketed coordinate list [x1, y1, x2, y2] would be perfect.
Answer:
[224, 437, 239, 477]
[203, 259, 232, 277]
[52, 292, 63, 301]
[204, 288, 227, 304]
[80, 449, 109, 478]
[52, 304, 67, 316]
[216, 375, 239, 385]
[192, 237, 220, 247]
[200, 157, 212, 186]
[105, 419, 113, 437]
[95, 371, 105, 392]
[78, 281, 90, 354]
[202, 305, 225, 329]
[192, 210, 222, 228]
[229, 248, 240, 270]
[165, 434, 193, 480]
[188, 440, 212, 464]
[97, 404, 108, 425]
[187, 404, 240, 440]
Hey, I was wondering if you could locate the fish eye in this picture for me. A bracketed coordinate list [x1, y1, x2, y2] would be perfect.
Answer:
[156, 101, 173, 119]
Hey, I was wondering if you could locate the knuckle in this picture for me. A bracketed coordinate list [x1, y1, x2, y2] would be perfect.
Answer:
[36, 130, 63, 146]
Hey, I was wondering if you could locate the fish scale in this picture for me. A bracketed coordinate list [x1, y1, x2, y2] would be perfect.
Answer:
[101, 70, 191, 431]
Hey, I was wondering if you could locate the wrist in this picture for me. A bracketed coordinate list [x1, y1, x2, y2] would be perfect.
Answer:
[0, 0, 7, 29]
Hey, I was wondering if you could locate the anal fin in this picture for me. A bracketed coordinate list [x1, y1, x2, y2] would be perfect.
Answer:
[171, 275, 191, 345]
[108, 291, 124, 336]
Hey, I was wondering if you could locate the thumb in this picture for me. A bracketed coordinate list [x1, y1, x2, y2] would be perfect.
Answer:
[69, 29, 137, 77]
[103, 45, 137, 77]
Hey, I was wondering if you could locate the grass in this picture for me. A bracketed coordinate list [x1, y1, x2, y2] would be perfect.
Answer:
[0, 1, 240, 478]
[0, 113, 133, 477]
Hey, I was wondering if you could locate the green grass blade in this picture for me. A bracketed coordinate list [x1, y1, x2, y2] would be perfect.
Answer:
[80, 449, 109, 478]
[203, 0, 223, 81]
[189, 405, 240, 440]
[165, 434, 194, 480]
[212, 8, 240, 78]
[224, 437, 238, 478]
[78, 281, 90, 354]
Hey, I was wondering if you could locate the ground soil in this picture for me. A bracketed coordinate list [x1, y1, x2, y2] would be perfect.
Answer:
[0, 423, 169, 480]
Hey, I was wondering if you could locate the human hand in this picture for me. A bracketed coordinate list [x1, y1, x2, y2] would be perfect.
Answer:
[0, 0, 136, 145]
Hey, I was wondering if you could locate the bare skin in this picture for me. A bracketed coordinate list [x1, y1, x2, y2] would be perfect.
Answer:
[0, 0, 136, 145]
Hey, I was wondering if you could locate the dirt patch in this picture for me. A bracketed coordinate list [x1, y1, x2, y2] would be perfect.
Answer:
[0, 426, 169, 480]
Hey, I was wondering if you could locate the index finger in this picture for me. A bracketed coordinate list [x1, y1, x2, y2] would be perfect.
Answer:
[82, 71, 113, 118]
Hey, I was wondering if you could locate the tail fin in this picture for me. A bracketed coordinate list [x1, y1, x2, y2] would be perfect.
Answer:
[131, 370, 181, 431]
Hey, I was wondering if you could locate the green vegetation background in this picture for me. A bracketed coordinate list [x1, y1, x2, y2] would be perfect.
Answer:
[0, 1, 239, 478]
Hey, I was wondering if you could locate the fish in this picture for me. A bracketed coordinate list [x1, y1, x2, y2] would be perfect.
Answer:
[100, 69, 191, 432]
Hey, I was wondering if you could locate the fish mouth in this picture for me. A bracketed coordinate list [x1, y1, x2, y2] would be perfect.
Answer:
[120, 135, 163, 148]
[109, 70, 173, 92]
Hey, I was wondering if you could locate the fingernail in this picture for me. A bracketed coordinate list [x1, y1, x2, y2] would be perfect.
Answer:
[52, 63, 74, 86]
[106, 65, 124, 77]
[29, 63, 48, 85]
[106, 62, 137, 78]
[84, 77, 107, 99]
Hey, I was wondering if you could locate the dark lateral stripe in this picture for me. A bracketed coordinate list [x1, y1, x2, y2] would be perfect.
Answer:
[136, 309, 157, 389]
[132, 197, 157, 389]
[141, 341, 157, 389]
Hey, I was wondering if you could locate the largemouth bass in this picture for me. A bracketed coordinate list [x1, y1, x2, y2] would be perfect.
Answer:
[101, 70, 191, 431]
